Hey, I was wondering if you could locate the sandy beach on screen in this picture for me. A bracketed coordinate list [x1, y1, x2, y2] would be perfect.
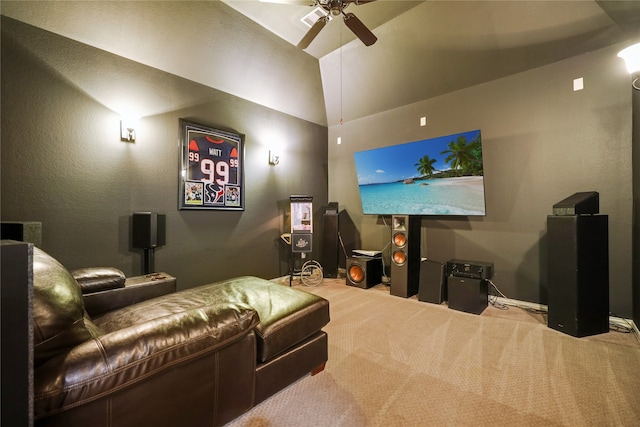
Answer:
[428, 175, 484, 188]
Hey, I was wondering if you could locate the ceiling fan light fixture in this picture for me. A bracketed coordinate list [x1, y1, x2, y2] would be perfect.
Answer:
[329, 0, 342, 16]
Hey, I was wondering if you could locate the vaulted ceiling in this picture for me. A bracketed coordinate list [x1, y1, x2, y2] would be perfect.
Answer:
[3, 1, 640, 127]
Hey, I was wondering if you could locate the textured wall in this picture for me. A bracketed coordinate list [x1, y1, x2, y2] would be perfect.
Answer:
[329, 44, 634, 316]
[1, 1, 327, 126]
[633, 84, 640, 325]
[1, 19, 328, 289]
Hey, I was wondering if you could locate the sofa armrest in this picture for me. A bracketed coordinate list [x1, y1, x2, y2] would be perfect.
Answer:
[71, 267, 126, 293]
[34, 302, 259, 419]
[83, 273, 177, 317]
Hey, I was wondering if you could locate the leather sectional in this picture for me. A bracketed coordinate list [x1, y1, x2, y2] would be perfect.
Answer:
[29, 245, 330, 426]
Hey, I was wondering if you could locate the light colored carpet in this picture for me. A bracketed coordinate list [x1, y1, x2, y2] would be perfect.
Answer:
[227, 278, 640, 426]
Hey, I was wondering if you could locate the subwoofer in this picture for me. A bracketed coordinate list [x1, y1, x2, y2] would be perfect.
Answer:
[390, 215, 421, 298]
[418, 259, 446, 304]
[346, 256, 382, 289]
[132, 212, 166, 248]
[447, 276, 488, 315]
[547, 214, 609, 337]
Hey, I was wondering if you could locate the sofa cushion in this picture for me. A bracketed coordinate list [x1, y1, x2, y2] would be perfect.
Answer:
[95, 276, 330, 363]
[33, 247, 95, 366]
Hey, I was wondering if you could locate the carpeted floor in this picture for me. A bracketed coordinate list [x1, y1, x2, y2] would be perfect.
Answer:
[226, 278, 640, 426]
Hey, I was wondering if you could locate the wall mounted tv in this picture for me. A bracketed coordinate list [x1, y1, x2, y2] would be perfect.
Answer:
[353, 129, 486, 216]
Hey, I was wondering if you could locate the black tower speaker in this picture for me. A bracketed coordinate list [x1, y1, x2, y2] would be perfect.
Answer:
[390, 215, 421, 298]
[547, 214, 609, 337]
[447, 276, 488, 315]
[132, 212, 166, 249]
[346, 256, 382, 289]
[338, 210, 360, 270]
[418, 259, 447, 304]
[321, 205, 339, 278]
[321, 207, 360, 278]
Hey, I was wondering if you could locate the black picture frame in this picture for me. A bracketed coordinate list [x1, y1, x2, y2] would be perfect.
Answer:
[179, 119, 244, 211]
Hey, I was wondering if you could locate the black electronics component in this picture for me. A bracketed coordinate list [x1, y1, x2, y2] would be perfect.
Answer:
[446, 259, 494, 280]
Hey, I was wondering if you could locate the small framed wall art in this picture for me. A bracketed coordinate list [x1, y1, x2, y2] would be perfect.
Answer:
[179, 119, 244, 210]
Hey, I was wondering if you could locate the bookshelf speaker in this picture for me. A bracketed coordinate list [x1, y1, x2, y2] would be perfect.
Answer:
[132, 212, 166, 248]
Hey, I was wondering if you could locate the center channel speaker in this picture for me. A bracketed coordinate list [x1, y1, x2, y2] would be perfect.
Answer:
[346, 256, 382, 289]
[390, 215, 421, 298]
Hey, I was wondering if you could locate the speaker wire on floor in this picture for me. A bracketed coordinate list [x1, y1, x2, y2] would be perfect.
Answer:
[488, 279, 546, 314]
[608, 312, 634, 333]
[487, 280, 634, 335]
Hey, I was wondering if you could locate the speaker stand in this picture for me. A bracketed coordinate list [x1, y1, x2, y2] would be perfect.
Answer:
[142, 248, 155, 274]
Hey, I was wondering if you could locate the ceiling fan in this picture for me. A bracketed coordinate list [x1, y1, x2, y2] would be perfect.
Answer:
[263, 0, 378, 49]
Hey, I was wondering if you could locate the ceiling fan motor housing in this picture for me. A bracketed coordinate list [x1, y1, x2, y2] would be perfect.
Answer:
[298, 0, 377, 48]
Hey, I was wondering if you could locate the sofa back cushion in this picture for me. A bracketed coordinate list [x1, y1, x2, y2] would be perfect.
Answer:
[33, 247, 94, 366]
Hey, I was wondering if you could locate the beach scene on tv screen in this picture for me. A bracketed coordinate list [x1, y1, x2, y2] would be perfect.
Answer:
[354, 129, 486, 216]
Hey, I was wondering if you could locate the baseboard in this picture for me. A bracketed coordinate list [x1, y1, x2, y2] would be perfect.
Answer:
[609, 315, 640, 342]
[494, 296, 640, 343]
[494, 296, 547, 313]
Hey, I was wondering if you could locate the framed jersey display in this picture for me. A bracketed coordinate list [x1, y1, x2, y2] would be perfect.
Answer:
[179, 120, 244, 210]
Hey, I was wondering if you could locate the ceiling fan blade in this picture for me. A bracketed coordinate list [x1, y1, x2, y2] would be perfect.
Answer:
[353, 0, 377, 4]
[297, 15, 329, 49]
[343, 12, 377, 46]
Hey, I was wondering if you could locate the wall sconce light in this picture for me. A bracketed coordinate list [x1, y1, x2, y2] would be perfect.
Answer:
[120, 117, 137, 142]
[617, 42, 640, 90]
[269, 150, 280, 166]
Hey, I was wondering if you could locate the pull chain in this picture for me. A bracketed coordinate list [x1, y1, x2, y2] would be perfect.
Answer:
[340, 22, 343, 125]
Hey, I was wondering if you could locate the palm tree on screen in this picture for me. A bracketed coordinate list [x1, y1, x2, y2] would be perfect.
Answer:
[415, 155, 437, 178]
[441, 136, 475, 176]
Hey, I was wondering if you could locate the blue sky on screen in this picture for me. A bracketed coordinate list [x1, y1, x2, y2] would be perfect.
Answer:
[353, 129, 481, 185]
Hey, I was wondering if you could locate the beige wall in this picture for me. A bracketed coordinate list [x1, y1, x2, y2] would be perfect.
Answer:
[329, 44, 634, 315]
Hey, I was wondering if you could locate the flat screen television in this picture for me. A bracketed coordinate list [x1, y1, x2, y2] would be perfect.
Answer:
[353, 129, 486, 216]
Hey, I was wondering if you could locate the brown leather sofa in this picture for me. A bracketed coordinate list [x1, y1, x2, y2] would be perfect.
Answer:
[31, 245, 329, 426]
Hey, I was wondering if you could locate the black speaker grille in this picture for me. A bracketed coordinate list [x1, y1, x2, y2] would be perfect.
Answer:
[132, 212, 166, 248]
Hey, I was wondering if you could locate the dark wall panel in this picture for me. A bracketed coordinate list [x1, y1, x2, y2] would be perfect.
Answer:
[1, 20, 328, 289]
